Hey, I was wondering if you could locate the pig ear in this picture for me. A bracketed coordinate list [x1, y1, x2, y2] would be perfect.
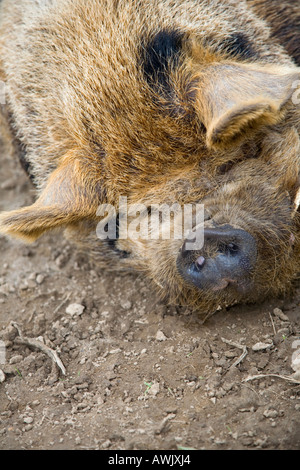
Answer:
[194, 63, 300, 148]
[0, 155, 101, 243]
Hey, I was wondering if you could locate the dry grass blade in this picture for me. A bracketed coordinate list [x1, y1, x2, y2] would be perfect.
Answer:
[243, 373, 300, 385]
[221, 337, 248, 368]
[11, 321, 66, 376]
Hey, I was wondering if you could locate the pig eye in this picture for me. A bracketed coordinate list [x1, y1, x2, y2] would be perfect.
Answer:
[217, 142, 261, 175]
[204, 210, 212, 221]
[218, 161, 235, 174]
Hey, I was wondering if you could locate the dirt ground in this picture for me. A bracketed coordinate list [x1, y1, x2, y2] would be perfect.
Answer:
[0, 134, 299, 451]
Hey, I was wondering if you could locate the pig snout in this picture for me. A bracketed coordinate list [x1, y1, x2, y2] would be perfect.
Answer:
[177, 225, 257, 293]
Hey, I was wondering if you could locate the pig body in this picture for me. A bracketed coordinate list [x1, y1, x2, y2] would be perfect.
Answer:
[0, 0, 300, 312]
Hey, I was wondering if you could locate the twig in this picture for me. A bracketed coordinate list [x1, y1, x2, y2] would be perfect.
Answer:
[269, 312, 277, 335]
[11, 322, 66, 375]
[243, 373, 300, 385]
[53, 292, 71, 315]
[221, 337, 248, 368]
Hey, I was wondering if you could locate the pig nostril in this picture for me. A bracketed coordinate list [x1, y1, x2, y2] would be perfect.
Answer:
[218, 242, 239, 256]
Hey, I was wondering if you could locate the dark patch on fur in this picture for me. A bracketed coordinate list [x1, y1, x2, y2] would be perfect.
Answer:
[17, 145, 35, 183]
[142, 29, 184, 92]
[222, 33, 258, 59]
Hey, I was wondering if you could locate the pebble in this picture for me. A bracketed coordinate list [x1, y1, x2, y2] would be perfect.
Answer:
[224, 350, 238, 358]
[148, 382, 160, 397]
[23, 417, 34, 424]
[31, 400, 40, 407]
[19, 282, 29, 291]
[0, 369, 5, 383]
[252, 342, 273, 351]
[0, 283, 15, 294]
[121, 300, 132, 310]
[36, 274, 45, 285]
[24, 424, 33, 432]
[155, 330, 167, 342]
[273, 308, 289, 322]
[109, 348, 122, 355]
[291, 348, 300, 373]
[66, 303, 85, 317]
[263, 409, 278, 419]
[55, 254, 68, 268]
[101, 439, 111, 449]
[2, 324, 18, 342]
[9, 355, 23, 365]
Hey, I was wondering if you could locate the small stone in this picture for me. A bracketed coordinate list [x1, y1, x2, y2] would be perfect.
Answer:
[97, 397, 105, 406]
[24, 424, 33, 432]
[273, 308, 289, 322]
[31, 400, 40, 407]
[1, 324, 18, 342]
[224, 350, 238, 358]
[23, 417, 34, 424]
[55, 254, 68, 268]
[155, 330, 167, 342]
[28, 272, 37, 280]
[291, 339, 300, 374]
[101, 439, 111, 449]
[109, 348, 122, 355]
[36, 274, 45, 285]
[9, 355, 23, 365]
[252, 342, 273, 351]
[66, 303, 85, 316]
[0, 370, 5, 383]
[263, 409, 278, 419]
[121, 300, 132, 310]
[19, 282, 29, 291]
[148, 382, 160, 397]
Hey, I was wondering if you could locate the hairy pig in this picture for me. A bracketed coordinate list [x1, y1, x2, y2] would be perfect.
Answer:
[0, 0, 300, 313]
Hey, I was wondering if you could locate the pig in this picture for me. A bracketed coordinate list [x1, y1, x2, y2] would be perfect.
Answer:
[0, 0, 299, 313]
